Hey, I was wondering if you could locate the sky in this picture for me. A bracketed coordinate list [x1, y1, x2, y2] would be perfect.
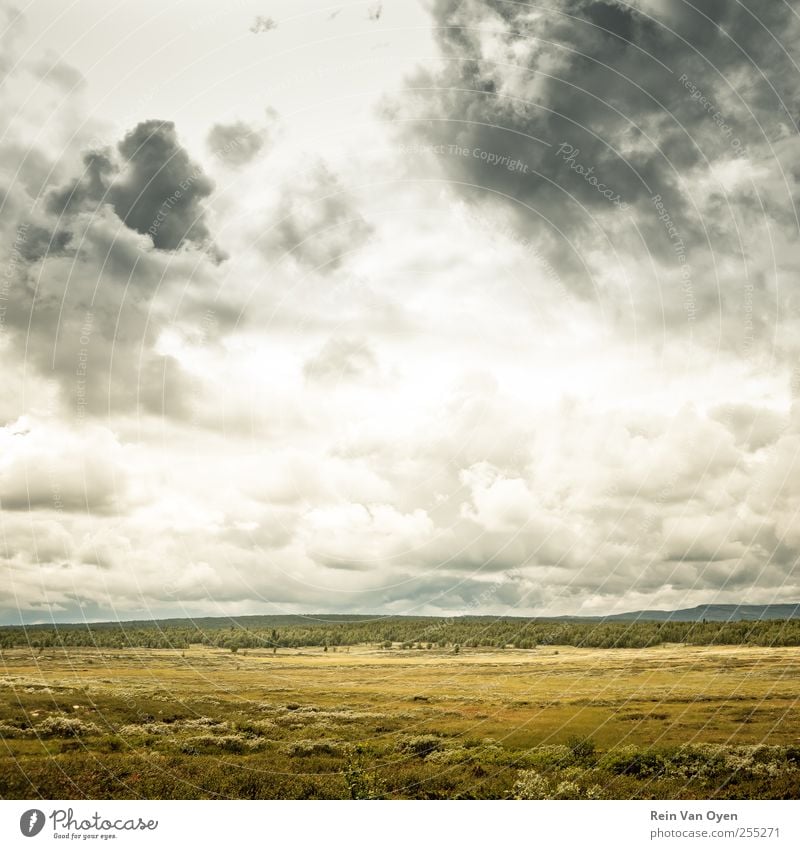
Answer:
[1, 0, 800, 624]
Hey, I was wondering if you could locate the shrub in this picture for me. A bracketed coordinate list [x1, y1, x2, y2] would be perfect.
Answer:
[234, 719, 276, 738]
[513, 770, 590, 800]
[785, 746, 800, 765]
[0, 722, 31, 739]
[37, 716, 98, 738]
[513, 770, 551, 799]
[343, 745, 385, 799]
[567, 735, 597, 765]
[520, 744, 574, 769]
[552, 780, 583, 799]
[117, 722, 171, 737]
[283, 740, 341, 757]
[600, 745, 665, 778]
[180, 733, 267, 754]
[585, 784, 607, 799]
[180, 716, 226, 730]
[397, 735, 444, 758]
[661, 745, 727, 780]
[427, 747, 472, 765]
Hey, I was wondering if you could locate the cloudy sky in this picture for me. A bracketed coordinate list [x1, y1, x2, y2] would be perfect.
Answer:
[1, 0, 799, 624]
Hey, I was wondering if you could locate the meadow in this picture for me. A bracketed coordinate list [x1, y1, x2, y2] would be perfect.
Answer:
[1, 642, 799, 799]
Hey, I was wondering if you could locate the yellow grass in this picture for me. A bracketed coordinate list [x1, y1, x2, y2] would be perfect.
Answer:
[3, 644, 799, 748]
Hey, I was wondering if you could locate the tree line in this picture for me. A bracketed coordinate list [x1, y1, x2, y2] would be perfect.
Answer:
[1, 615, 800, 650]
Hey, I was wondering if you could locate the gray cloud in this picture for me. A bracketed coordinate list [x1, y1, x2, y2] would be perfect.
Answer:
[388, 0, 799, 288]
[0, 98, 241, 422]
[46, 121, 219, 255]
[111, 120, 217, 252]
[32, 53, 87, 91]
[1, 204, 220, 420]
[206, 110, 279, 167]
[260, 164, 373, 270]
[250, 16, 277, 34]
[13, 222, 72, 263]
[46, 149, 116, 217]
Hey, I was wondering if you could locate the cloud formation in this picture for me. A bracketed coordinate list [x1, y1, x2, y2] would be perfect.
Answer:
[207, 114, 276, 167]
[2, 1, 800, 623]
[259, 164, 373, 270]
[111, 120, 217, 252]
[389, 0, 800, 284]
[46, 121, 218, 254]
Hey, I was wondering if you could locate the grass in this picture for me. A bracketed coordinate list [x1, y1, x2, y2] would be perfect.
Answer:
[1, 643, 799, 799]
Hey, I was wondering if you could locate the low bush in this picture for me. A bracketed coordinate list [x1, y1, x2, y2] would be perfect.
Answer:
[600, 745, 666, 778]
[0, 722, 32, 739]
[397, 735, 444, 758]
[179, 734, 267, 754]
[37, 716, 98, 738]
[283, 739, 341, 757]
[512, 770, 587, 800]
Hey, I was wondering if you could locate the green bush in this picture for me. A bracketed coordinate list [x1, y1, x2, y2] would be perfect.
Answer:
[343, 745, 386, 799]
[567, 735, 597, 765]
[397, 735, 444, 758]
[600, 745, 665, 778]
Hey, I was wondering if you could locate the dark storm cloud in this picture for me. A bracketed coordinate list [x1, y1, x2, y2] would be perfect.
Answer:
[46, 121, 219, 255]
[390, 0, 799, 283]
[2, 122, 231, 420]
[111, 120, 217, 252]
[14, 223, 72, 262]
[46, 150, 116, 217]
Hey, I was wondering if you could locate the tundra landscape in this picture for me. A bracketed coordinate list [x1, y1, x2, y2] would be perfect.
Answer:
[2, 618, 800, 800]
[2, 0, 800, 820]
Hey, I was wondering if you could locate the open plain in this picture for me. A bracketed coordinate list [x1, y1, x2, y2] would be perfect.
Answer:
[1, 644, 799, 799]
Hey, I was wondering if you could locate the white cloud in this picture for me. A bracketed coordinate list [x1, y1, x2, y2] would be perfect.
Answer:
[0, 417, 129, 514]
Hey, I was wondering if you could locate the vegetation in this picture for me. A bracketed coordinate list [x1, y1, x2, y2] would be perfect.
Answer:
[1, 643, 799, 799]
[3, 614, 800, 652]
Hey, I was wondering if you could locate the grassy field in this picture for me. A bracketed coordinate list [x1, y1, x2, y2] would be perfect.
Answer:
[1, 643, 799, 799]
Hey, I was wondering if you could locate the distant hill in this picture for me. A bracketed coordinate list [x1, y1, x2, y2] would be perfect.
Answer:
[2, 603, 800, 630]
[597, 604, 800, 622]
[4, 604, 800, 649]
